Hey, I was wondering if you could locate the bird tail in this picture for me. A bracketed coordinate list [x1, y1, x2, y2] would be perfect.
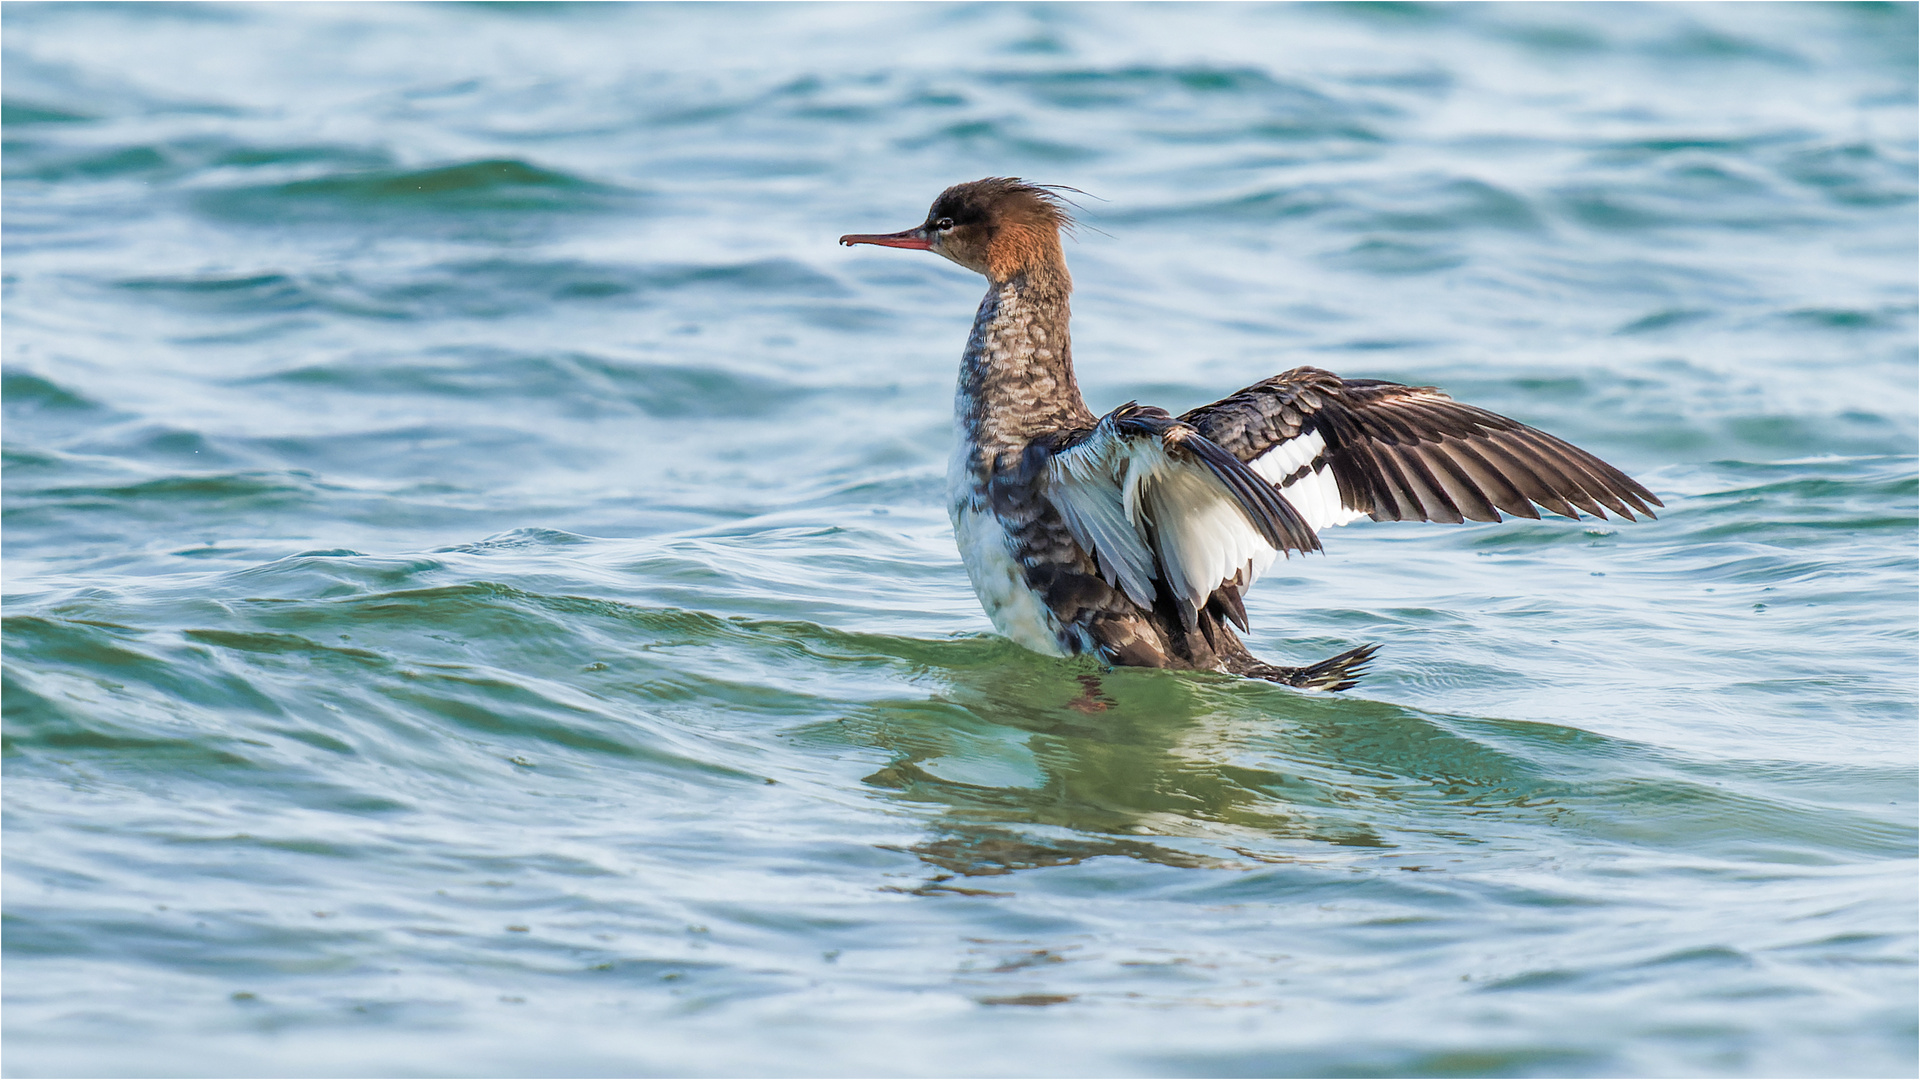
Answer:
[1242, 643, 1379, 692]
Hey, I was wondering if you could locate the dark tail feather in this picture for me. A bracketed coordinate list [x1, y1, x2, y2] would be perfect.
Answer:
[1244, 643, 1379, 692]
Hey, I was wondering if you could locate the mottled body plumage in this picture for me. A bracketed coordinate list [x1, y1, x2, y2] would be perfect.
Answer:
[941, 252, 1351, 683]
[945, 270, 1165, 667]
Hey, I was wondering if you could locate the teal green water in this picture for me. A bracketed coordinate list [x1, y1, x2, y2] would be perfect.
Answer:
[4, 3, 1916, 1076]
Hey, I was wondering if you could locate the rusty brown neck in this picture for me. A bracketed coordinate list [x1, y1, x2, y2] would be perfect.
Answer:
[955, 262, 1094, 473]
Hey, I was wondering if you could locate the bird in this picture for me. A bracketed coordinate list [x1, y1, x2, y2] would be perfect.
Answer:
[839, 177, 1659, 692]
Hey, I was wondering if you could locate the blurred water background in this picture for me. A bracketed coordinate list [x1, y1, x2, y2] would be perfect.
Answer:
[4, 2, 1916, 1076]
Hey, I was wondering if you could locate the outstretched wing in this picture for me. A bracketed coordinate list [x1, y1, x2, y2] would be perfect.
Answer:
[1182, 367, 1662, 526]
[1047, 404, 1319, 630]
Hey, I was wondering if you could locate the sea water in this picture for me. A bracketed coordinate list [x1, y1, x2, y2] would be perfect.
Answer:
[4, 3, 1915, 1075]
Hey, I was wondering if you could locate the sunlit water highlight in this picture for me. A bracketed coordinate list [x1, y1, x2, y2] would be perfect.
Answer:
[4, 3, 1916, 1076]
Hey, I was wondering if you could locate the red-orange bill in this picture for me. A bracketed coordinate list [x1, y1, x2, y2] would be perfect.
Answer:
[839, 228, 931, 250]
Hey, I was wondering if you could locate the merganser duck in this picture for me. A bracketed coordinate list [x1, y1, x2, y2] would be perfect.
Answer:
[840, 178, 1659, 691]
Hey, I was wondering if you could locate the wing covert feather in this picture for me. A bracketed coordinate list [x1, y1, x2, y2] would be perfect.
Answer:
[1047, 405, 1318, 628]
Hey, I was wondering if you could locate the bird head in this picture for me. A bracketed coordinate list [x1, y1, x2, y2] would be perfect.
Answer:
[840, 177, 1075, 285]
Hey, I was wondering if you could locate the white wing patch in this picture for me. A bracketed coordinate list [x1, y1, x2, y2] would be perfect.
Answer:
[1125, 439, 1276, 616]
[1249, 429, 1368, 532]
[1050, 418, 1279, 621]
[1047, 428, 1158, 609]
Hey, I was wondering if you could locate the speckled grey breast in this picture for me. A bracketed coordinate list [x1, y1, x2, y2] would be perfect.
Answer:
[946, 273, 1202, 671]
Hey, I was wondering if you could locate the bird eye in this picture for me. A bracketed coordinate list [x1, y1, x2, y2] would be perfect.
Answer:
[933, 217, 955, 231]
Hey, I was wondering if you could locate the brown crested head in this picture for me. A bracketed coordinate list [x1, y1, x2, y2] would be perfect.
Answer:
[840, 177, 1075, 286]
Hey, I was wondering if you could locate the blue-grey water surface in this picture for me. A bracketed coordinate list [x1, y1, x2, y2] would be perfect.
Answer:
[4, 3, 1916, 1076]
